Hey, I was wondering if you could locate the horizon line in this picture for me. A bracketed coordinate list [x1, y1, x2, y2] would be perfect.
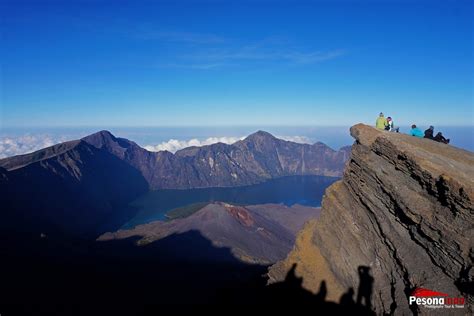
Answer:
[2, 124, 474, 129]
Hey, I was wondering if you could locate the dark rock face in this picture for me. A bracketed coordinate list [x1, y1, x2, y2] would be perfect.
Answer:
[269, 124, 473, 315]
[99, 202, 320, 264]
[0, 140, 149, 237]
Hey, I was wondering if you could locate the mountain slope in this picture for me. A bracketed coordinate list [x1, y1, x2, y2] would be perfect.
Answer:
[99, 202, 320, 264]
[81, 129, 350, 189]
[0, 140, 149, 237]
[0, 130, 349, 238]
[172, 130, 350, 189]
[268, 124, 473, 315]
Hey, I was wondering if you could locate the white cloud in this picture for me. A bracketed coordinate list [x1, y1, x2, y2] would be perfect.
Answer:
[144, 135, 311, 153]
[158, 62, 229, 70]
[0, 134, 71, 159]
[151, 32, 346, 70]
[135, 30, 226, 44]
[144, 136, 246, 153]
[190, 48, 346, 65]
[166, 48, 346, 69]
[280, 50, 346, 64]
[277, 135, 312, 144]
[177, 34, 347, 65]
[0, 133, 313, 159]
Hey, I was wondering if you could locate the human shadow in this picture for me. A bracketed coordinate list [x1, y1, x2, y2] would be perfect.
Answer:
[357, 265, 374, 309]
[1, 230, 376, 314]
[262, 263, 376, 315]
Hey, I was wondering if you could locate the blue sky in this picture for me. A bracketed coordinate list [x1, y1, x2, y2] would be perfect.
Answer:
[1, 0, 473, 127]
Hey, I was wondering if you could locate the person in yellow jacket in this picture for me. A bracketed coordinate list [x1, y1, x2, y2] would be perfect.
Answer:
[376, 112, 387, 130]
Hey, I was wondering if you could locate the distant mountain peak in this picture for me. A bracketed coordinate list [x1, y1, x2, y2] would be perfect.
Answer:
[96, 130, 114, 137]
[82, 130, 116, 145]
[252, 130, 275, 137]
[244, 130, 277, 141]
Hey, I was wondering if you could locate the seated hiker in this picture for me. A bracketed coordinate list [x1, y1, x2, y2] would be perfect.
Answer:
[424, 126, 435, 139]
[375, 112, 387, 130]
[376, 112, 387, 130]
[385, 117, 399, 132]
[434, 132, 450, 144]
[410, 124, 424, 138]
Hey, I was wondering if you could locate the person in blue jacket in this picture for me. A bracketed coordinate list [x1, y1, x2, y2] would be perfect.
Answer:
[410, 124, 424, 138]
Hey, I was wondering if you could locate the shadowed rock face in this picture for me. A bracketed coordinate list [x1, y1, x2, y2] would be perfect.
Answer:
[0, 140, 149, 237]
[269, 124, 473, 315]
[99, 202, 320, 264]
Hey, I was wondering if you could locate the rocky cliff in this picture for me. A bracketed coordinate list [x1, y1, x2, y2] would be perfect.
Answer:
[268, 124, 473, 315]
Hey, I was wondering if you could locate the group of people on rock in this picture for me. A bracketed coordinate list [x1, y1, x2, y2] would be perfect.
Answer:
[376, 113, 450, 144]
[375, 112, 399, 132]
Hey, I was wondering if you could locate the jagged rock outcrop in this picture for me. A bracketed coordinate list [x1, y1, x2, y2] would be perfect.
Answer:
[268, 124, 473, 315]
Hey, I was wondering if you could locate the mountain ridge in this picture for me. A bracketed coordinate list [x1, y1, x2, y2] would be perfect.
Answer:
[0, 130, 350, 238]
[1, 130, 350, 189]
[0, 139, 149, 237]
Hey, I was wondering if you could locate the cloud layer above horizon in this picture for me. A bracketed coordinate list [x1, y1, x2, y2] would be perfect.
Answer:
[0, 133, 312, 158]
[144, 135, 311, 153]
[0, 134, 72, 159]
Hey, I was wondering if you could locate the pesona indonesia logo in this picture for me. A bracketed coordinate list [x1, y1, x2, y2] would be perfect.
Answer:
[409, 288, 465, 310]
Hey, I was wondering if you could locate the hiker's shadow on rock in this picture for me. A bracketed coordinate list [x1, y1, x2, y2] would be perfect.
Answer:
[264, 263, 375, 315]
[3, 230, 376, 314]
[357, 265, 374, 309]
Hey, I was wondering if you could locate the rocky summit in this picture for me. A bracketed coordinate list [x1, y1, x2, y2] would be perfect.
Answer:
[268, 124, 473, 315]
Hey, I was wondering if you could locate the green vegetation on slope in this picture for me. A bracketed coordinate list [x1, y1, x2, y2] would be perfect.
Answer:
[165, 202, 210, 220]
